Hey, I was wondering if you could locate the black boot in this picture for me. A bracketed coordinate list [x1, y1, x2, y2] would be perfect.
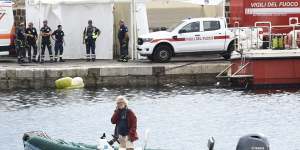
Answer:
[118, 55, 124, 62]
[59, 57, 65, 62]
[92, 58, 95, 62]
[17, 58, 22, 64]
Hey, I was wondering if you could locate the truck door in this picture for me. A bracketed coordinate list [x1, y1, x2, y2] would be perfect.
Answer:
[199, 20, 227, 51]
[174, 21, 201, 53]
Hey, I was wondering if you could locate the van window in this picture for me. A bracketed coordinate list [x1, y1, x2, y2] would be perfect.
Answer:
[180, 22, 200, 33]
[203, 21, 220, 31]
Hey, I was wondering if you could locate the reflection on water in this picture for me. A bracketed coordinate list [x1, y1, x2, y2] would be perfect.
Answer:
[0, 86, 299, 150]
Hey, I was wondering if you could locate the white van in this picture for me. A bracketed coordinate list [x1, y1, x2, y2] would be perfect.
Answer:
[0, 0, 14, 56]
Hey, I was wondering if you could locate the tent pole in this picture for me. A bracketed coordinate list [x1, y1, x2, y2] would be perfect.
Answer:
[130, 0, 137, 60]
[223, 0, 226, 18]
[38, 0, 41, 61]
[133, 0, 137, 60]
[130, 0, 134, 60]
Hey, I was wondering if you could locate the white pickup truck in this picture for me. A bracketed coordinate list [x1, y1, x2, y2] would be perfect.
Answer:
[137, 17, 237, 62]
[0, 0, 14, 56]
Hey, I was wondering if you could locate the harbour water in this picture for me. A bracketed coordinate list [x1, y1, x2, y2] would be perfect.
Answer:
[0, 86, 299, 150]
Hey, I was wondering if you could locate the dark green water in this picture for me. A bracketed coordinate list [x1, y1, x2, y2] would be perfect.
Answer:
[0, 86, 299, 150]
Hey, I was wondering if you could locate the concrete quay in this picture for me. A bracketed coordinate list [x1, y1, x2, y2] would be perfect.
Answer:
[0, 59, 229, 89]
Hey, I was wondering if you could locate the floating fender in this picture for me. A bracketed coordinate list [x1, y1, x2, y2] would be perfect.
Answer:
[55, 77, 84, 89]
[67, 77, 85, 89]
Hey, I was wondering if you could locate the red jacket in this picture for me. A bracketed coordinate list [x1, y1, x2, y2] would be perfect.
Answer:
[111, 108, 138, 142]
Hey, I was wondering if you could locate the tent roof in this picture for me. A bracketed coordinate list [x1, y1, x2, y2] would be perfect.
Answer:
[28, 0, 113, 5]
[28, 0, 223, 5]
[148, 0, 224, 5]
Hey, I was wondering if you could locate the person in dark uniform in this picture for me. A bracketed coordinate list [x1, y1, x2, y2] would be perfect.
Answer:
[15, 22, 27, 64]
[25, 22, 38, 63]
[51, 25, 65, 62]
[83, 20, 101, 62]
[40, 20, 53, 63]
[118, 20, 129, 62]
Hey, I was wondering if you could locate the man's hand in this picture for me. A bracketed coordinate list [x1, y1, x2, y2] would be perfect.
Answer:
[128, 136, 133, 142]
[114, 106, 119, 112]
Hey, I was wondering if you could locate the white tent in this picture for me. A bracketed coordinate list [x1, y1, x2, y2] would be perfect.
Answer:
[25, 0, 224, 60]
[147, 0, 224, 5]
[26, 0, 114, 59]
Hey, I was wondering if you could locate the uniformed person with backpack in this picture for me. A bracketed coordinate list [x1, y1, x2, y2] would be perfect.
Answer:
[40, 20, 53, 63]
[15, 22, 27, 64]
[83, 20, 101, 62]
[51, 25, 65, 62]
[25, 22, 38, 63]
[118, 20, 129, 62]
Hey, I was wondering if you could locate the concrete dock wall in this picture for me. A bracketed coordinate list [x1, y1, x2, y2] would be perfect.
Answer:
[0, 63, 228, 89]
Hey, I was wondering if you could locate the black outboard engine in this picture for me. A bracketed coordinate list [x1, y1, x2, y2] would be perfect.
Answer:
[236, 134, 270, 150]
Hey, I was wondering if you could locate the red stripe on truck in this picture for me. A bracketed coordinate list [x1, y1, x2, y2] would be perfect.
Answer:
[214, 35, 230, 39]
[151, 38, 186, 43]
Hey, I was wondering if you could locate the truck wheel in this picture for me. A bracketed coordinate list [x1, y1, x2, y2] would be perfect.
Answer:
[147, 55, 154, 61]
[153, 45, 172, 63]
[222, 43, 234, 60]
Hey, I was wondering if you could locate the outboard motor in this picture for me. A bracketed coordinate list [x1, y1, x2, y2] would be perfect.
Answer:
[236, 134, 270, 150]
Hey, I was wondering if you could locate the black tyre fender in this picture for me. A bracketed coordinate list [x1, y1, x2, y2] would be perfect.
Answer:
[153, 44, 172, 63]
[222, 40, 236, 60]
[147, 55, 154, 61]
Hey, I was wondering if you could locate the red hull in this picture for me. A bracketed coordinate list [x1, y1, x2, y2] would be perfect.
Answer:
[231, 58, 300, 87]
[230, 0, 300, 33]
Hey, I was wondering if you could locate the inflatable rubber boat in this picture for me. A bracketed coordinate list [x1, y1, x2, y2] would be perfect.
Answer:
[23, 131, 160, 150]
[23, 131, 270, 150]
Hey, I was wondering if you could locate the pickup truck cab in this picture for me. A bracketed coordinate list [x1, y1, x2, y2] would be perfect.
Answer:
[137, 17, 236, 62]
[0, 0, 14, 56]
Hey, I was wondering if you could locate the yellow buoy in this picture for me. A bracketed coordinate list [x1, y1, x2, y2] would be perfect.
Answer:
[55, 77, 84, 89]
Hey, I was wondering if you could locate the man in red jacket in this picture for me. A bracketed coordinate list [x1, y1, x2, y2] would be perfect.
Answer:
[111, 96, 138, 150]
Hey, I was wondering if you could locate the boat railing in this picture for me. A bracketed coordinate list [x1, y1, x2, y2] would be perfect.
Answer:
[233, 23, 300, 51]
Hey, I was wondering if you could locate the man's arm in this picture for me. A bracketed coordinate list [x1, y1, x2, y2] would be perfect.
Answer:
[33, 28, 38, 40]
[62, 31, 65, 44]
[125, 32, 129, 42]
[128, 110, 138, 142]
[96, 28, 101, 37]
[83, 27, 86, 44]
[111, 110, 120, 124]
[51, 30, 56, 41]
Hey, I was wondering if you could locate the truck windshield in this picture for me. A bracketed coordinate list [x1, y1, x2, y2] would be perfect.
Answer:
[167, 21, 184, 32]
